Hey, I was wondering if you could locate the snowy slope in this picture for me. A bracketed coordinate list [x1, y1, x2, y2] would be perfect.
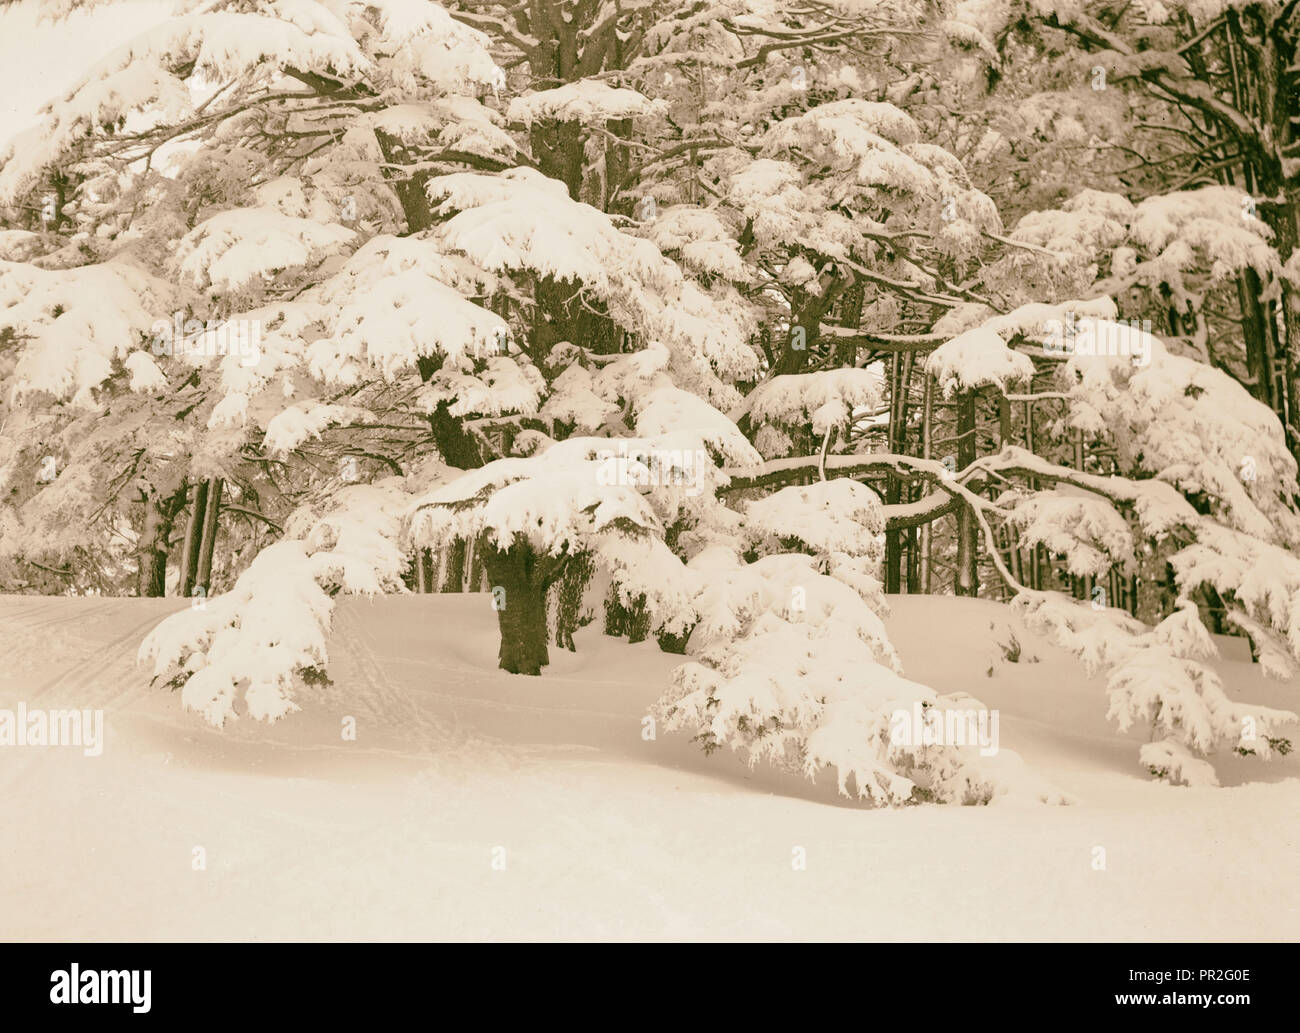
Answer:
[0, 592, 1296, 940]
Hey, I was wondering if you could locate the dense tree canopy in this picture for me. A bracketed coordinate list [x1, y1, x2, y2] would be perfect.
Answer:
[2, 0, 1298, 802]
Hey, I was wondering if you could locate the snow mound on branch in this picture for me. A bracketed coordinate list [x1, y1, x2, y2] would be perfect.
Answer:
[764, 97, 921, 151]
[313, 268, 509, 381]
[740, 368, 883, 435]
[263, 400, 375, 453]
[428, 167, 760, 397]
[1010, 194, 1132, 263]
[1, 258, 174, 405]
[361, 0, 501, 93]
[408, 438, 705, 636]
[972, 299, 1118, 341]
[1015, 591, 1299, 779]
[430, 167, 666, 286]
[1139, 740, 1220, 787]
[410, 448, 659, 556]
[643, 206, 750, 282]
[743, 479, 884, 556]
[1171, 522, 1300, 675]
[367, 97, 514, 160]
[724, 159, 811, 247]
[508, 82, 664, 125]
[1003, 489, 1135, 577]
[928, 325, 1034, 396]
[175, 208, 355, 294]
[122, 350, 168, 393]
[633, 386, 762, 469]
[1130, 186, 1279, 283]
[293, 481, 410, 596]
[541, 364, 618, 431]
[417, 356, 545, 418]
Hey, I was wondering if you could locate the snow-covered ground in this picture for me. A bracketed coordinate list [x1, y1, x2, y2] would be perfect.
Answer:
[0, 592, 1296, 941]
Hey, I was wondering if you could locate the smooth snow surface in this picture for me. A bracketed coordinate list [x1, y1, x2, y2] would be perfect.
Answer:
[1, 593, 1296, 940]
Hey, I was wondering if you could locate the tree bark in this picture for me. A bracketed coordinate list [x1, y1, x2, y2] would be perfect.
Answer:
[482, 539, 564, 675]
[954, 389, 979, 597]
[137, 482, 187, 597]
[178, 479, 208, 598]
[194, 477, 222, 594]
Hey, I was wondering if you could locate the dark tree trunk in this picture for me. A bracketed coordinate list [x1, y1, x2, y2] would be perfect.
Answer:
[414, 548, 435, 593]
[441, 540, 467, 592]
[884, 474, 902, 593]
[482, 539, 565, 675]
[178, 479, 208, 598]
[954, 389, 979, 597]
[532, 118, 585, 200]
[374, 129, 434, 234]
[194, 477, 222, 594]
[422, 395, 484, 470]
[137, 503, 168, 598]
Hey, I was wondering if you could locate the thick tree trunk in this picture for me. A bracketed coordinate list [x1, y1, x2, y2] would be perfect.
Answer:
[532, 118, 585, 200]
[884, 475, 902, 593]
[884, 350, 916, 592]
[374, 129, 434, 234]
[482, 539, 563, 675]
[1237, 270, 1282, 410]
[1271, 203, 1300, 461]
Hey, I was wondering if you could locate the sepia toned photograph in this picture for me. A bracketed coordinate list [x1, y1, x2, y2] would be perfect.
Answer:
[0, 0, 1296, 973]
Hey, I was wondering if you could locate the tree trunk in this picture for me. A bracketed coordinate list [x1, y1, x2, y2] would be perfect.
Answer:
[954, 389, 979, 597]
[137, 482, 187, 598]
[137, 499, 169, 598]
[412, 548, 435, 593]
[440, 540, 467, 592]
[918, 372, 935, 593]
[194, 477, 222, 594]
[482, 539, 562, 675]
[178, 479, 208, 598]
